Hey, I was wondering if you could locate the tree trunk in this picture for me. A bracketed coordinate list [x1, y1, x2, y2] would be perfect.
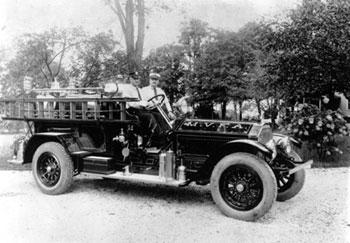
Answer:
[238, 100, 243, 121]
[270, 99, 278, 129]
[109, 0, 145, 73]
[232, 100, 236, 120]
[236, 101, 239, 121]
[221, 100, 227, 120]
[255, 98, 261, 118]
[125, 0, 136, 72]
[135, 0, 145, 70]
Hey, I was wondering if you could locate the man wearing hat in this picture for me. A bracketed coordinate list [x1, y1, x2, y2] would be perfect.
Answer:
[121, 72, 159, 146]
[141, 72, 176, 119]
[121, 72, 148, 108]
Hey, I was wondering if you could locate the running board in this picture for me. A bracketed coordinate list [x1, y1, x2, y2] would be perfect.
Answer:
[80, 171, 187, 187]
[7, 158, 24, 164]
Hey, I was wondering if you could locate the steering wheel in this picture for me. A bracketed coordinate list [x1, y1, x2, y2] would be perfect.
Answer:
[146, 94, 165, 110]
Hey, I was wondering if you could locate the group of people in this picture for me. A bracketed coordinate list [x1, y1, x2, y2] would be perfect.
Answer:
[118, 71, 175, 147]
[121, 71, 175, 119]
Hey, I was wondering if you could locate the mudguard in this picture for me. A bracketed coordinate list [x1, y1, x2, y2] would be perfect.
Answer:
[196, 139, 272, 182]
[23, 132, 78, 163]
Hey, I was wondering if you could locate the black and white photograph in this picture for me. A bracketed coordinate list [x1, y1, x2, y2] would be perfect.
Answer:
[0, 0, 349, 242]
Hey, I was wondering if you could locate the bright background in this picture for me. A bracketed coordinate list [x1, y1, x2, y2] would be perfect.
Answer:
[0, 0, 300, 55]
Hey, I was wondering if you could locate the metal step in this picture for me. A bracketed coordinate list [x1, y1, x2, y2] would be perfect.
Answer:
[7, 158, 24, 164]
[80, 171, 186, 187]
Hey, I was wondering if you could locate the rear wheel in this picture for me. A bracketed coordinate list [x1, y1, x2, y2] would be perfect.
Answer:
[210, 153, 277, 221]
[32, 142, 74, 195]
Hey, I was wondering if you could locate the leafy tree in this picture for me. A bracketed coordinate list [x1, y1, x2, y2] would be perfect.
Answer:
[192, 30, 254, 119]
[70, 31, 120, 87]
[238, 22, 276, 117]
[268, 0, 350, 104]
[0, 27, 85, 97]
[144, 44, 187, 104]
[179, 19, 211, 66]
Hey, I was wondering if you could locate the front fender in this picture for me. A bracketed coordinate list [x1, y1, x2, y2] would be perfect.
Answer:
[196, 139, 272, 182]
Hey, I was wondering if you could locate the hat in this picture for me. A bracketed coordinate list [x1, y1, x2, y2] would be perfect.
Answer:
[149, 72, 161, 80]
[129, 71, 139, 79]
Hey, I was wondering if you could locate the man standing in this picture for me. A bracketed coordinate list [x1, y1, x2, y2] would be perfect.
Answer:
[141, 72, 176, 119]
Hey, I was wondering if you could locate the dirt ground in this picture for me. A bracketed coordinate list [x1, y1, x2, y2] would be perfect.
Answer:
[0, 168, 349, 243]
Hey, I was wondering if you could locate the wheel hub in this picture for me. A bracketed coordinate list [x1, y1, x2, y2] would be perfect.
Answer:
[46, 166, 52, 172]
[219, 165, 263, 211]
[236, 183, 245, 193]
[37, 152, 61, 187]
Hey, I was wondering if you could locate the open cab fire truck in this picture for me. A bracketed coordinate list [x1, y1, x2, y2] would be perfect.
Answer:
[0, 85, 313, 221]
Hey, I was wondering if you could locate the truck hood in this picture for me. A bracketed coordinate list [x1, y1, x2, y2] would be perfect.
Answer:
[177, 118, 260, 136]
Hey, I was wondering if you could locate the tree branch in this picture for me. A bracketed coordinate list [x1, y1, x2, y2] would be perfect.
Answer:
[40, 66, 50, 87]
[83, 59, 98, 86]
[112, 0, 127, 35]
[54, 37, 67, 77]
[44, 53, 54, 82]
[47, 41, 82, 66]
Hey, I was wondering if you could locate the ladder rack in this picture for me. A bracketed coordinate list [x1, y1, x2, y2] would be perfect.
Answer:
[0, 97, 137, 122]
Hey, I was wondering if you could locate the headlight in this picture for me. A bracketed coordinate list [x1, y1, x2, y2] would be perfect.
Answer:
[265, 139, 277, 159]
[257, 126, 273, 144]
[257, 126, 276, 159]
[281, 137, 292, 154]
[274, 136, 292, 154]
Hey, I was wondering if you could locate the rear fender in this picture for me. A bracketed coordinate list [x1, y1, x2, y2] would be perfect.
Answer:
[23, 132, 78, 164]
[196, 139, 272, 183]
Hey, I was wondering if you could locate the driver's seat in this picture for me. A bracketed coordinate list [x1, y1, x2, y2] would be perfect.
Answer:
[145, 107, 173, 148]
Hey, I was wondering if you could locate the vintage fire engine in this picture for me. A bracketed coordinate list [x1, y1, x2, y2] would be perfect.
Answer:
[0, 85, 312, 221]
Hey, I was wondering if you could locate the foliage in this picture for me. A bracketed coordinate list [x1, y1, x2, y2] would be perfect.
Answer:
[0, 27, 85, 97]
[0, 29, 122, 96]
[70, 31, 120, 87]
[179, 19, 211, 61]
[191, 30, 254, 119]
[238, 22, 277, 114]
[266, 0, 350, 102]
[280, 103, 350, 159]
[144, 44, 187, 103]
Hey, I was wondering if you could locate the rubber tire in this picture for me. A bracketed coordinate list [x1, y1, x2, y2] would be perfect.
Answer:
[32, 142, 74, 195]
[210, 153, 277, 221]
[276, 150, 306, 202]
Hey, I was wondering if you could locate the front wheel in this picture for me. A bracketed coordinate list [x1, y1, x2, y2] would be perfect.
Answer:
[32, 142, 74, 195]
[210, 153, 277, 221]
[276, 150, 306, 202]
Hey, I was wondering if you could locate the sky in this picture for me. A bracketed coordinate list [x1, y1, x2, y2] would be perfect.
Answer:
[0, 0, 300, 56]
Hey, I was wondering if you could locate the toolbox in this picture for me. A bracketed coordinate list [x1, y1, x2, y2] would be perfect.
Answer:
[82, 156, 115, 174]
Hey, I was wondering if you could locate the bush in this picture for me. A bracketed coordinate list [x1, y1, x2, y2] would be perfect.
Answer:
[279, 104, 350, 159]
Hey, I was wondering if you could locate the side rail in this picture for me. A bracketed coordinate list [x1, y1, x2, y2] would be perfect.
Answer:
[0, 97, 137, 121]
